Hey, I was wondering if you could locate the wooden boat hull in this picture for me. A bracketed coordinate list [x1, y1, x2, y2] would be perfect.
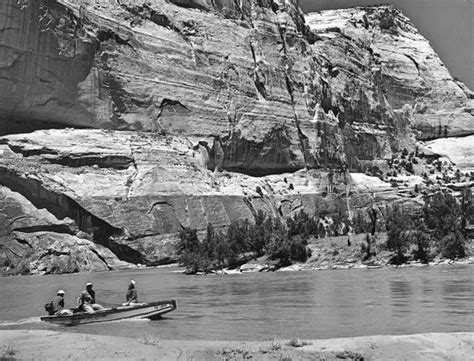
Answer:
[40, 300, 177, 326]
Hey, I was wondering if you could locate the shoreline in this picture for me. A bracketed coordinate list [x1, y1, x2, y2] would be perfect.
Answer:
[1, 330, 472, 360]
[2, 233, 473, 278]
[2, 255, 472, 278]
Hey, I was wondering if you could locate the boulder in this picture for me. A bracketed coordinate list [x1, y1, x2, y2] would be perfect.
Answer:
[0, 184, 133, 275]
[2, 231, 133, 275]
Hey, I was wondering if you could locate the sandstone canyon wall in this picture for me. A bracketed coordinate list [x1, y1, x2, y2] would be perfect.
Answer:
[0, 0, 472, 274]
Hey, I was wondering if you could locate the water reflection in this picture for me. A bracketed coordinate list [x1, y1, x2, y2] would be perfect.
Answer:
[390, 279, 413, 317]
[442, 280, 474, 317]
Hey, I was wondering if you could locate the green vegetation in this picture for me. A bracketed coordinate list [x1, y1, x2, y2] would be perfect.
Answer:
[176, 210, 314, 274]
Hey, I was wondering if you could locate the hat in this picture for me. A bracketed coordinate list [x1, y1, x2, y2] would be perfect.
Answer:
[129, 280, 136, 285]
[57, 290, 65, 295]
[86, 282, 93, 287]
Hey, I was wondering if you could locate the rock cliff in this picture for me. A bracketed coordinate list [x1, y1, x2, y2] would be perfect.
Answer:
[0, 1, 472, 274]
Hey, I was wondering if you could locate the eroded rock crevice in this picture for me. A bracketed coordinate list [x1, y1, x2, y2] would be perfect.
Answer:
[117, 2, 182, 34]
[276, 20, 313, 170]
[0, 2, 472, 274]
[249, 42, 268, 100]
[50, 154, 134, 169]
[0, 167, 147, 264]
[10, 224, 75, 235]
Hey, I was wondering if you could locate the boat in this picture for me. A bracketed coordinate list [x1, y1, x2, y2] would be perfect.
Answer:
[40, 299, 177, 326]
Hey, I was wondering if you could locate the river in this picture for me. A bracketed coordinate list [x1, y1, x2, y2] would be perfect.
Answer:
[0, 265, 473, 341]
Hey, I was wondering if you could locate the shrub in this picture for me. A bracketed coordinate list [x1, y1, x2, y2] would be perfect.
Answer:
[405, 162, 414, 174]
[287, 336, 311, 348]
[335, 350, 365, 361]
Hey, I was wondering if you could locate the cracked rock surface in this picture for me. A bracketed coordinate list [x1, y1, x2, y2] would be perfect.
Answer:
[0, 1, 472, 274]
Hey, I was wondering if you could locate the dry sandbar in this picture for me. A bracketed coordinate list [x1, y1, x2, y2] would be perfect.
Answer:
[1, 330, 472, 360]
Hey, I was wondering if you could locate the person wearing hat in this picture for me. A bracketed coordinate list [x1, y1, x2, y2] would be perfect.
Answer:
[77, 282, 104, 313]
[45, 290, 65, 315]
[86, 282, 104, 311]
[123, 280, 138, 306]
[77, 289, 94, 313]
[85, 283, 96, 303]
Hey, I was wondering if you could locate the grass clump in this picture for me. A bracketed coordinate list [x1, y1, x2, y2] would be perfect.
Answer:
[220, 345, 252, 360]
[0, 344, 16, 361]
[335, 350, 365, 360]
[138, 333, 160, 346]
[270, 336, 282, 351]
[287, 335, 311, 348]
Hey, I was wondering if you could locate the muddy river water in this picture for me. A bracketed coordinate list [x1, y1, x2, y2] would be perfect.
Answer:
[0, 265, 472, 340]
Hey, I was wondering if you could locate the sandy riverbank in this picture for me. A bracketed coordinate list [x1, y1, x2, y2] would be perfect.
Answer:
[1, 330, 472, 360]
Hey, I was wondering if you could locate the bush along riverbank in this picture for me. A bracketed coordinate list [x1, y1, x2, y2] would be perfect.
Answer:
[176, 189, 473, 274]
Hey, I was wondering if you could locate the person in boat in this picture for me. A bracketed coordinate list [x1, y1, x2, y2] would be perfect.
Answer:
[45, 290, 65, 315]
[85, 282, 104, 310]
[77, 290, 94, 313]
[123, 280, 138, 306]
[77, 283, 103, 313]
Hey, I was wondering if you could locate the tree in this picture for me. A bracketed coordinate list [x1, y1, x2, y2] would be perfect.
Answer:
[249, 211, 268, 257]
[175, 211, 315, 273]
[176, 228, 201, 274]
[368, 206, 378, 236]
[439, 231, 467, 259]
[287, 210, 318, 239]
[460, 187, 473, 237]
[201, 223, 228, 271]
[226, 220, 247, 263]
[386, 204, 412, 264]
[410, 223, 431, 263]
[423, 191, 468, 259]
[351, 212, 368, 234]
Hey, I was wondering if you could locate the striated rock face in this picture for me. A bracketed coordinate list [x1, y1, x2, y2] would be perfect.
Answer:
[0, 0, 314, 176]
[0, 2, 472, 273]
[306, 7, 474, 147]
[0, 128, 409, 268]
[0, 185, 133, 274]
